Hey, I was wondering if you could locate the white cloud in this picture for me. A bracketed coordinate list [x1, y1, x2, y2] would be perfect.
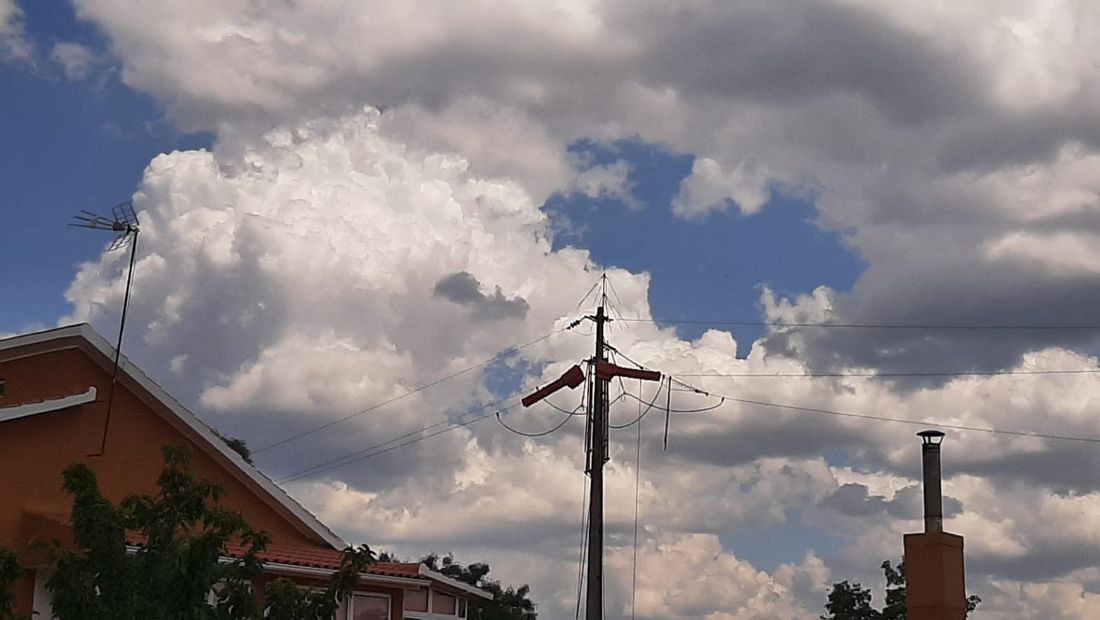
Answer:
[0, 0, 31, 62]
[55, 2, 1100, 616]
[49, 41, 96, 79]
[672, 156, 771, 218]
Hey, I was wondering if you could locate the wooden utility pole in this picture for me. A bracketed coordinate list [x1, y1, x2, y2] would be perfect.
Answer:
[585, 304, 609, 620]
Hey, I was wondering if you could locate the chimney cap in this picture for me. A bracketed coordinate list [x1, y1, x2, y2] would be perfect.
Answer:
[918, 429, 945, 445]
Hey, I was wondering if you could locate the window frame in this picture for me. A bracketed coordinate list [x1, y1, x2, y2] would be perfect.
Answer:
[347, 591, 392, 620]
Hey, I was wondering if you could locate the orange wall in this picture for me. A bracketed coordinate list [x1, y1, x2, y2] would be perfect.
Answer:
[0, 337, 336, 615]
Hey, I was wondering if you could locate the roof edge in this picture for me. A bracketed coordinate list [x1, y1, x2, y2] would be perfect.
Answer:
[0, 323, 346, 549]
[418, 565, 494, 599]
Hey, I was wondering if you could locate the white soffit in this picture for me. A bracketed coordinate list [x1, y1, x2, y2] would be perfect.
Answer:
[0, 387, 97, 424]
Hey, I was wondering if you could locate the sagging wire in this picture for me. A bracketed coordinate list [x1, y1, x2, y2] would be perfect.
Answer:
[609, 380, 665, 429]
[496, 407, 577, 437]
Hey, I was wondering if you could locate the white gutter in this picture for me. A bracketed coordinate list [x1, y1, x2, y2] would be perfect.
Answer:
[418, 566, 493, 600]
[264, 562, 428, 589]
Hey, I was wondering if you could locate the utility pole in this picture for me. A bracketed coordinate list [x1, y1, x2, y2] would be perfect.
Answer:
[517, 277, 659, 619]
[585, 303, 609, 620]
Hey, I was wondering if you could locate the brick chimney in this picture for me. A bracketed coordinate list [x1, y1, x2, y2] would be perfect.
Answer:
[904, 430, 967, 620]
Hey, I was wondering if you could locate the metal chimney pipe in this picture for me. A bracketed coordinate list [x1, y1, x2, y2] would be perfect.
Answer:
[918, 430, 945, 533]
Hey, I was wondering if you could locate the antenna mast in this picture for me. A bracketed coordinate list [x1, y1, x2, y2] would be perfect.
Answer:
[70, 201, 140, 456]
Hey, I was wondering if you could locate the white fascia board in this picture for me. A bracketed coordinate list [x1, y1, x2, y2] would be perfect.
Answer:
[1, 324, 346, 549]
[264, 562, 428, 589]
[418, 566, 494, 600]
[0, 387, 97, 423]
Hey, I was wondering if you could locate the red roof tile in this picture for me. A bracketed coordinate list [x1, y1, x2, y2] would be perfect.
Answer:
[124, 532, 422, 578]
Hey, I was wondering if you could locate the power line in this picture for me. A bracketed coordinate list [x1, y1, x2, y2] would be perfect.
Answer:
[665, 377, 1100, 445]
[496, 406, 579, 437]
[724, 395, 1100, 444]
[276, 396, 521, 484]
[678, 368, 1100, 378]
[601, 357, 1100, 444]
[617, 317, 1100, 331]
[255, 328, 566, 454]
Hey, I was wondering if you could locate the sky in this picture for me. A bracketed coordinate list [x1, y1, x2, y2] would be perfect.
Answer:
[2, 1, 1100, 618]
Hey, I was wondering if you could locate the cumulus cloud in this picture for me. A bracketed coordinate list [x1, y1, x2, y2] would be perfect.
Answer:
[56, 1, 1100, 616]
[68, 0, 1100, 374]
[49, 41, 97, 80]
[433, 271, 530, 322]
[0, 0, 31, 62]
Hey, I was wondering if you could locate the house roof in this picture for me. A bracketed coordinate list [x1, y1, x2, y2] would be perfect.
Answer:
[0, 324, 345, 549]
[122, 532, 490, 598]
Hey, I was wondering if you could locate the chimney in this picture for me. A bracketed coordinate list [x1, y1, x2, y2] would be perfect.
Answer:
[904, 430, 967, 620]
[919, 430, 944, 533]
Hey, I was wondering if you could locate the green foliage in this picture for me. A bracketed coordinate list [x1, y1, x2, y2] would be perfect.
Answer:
[880, 560, 905, 620]
[421, 554, 536, 620]
[0, 548, 21, 620]
[212, 430, 253, 465]
[824, 558, 981, 620]
[821, 581, 879, 620]
[42, 445, 371, 619]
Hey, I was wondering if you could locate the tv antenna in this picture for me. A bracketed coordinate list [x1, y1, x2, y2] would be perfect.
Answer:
[70, 201, 140, 456]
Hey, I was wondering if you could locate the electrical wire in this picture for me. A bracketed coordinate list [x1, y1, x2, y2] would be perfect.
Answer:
[543, 398, 589, 416]
[678, 369, 1100, 378]
[574, 278, 603, 313]
[609, 381, 665, 428]
[255, 328, 566, 453]
[496, 408, 578, 437]
[616, 317, 1100, 331]
[665, 376, 1100, 445]
[624, 391, 726, 414]
[276, 396, 521, 484]
[574, 473, 590, 620]
[664, 375, 1100, 444]
[721, 395, 1100, 444]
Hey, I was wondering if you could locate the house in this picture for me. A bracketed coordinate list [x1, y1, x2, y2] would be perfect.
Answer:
[0, 324, 490, 619]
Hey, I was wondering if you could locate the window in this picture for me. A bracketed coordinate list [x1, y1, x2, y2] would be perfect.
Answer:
[404, 589, 428, 612]
[458, 597, 468, 618]
[0, 379, 5, 398]
[349, 593, 390, 620]
[433, 592, 456, 615]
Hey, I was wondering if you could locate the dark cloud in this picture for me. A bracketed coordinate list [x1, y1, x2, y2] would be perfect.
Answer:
[820, 482, 961, 520]
[433, 271, 529, 321]
[628, 0, 984, 125]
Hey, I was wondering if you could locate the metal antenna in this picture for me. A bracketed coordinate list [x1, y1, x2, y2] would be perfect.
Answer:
[70, 201, 140, 456]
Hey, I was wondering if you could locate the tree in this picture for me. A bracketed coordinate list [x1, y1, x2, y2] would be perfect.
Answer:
[880, 560, 905, 620]
[824, 559, 981, 619]
[421, 554, 537, 620]
[821, 581, 879, 620]
[0, 549, 20, 620]
[35, 445, 372, 619]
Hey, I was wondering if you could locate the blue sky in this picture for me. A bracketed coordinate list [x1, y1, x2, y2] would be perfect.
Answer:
[0, 0, 211, 332]
[0, 2, 864, 582]
[1, 4, 862, 343]
[5, 2, 1100, 618]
